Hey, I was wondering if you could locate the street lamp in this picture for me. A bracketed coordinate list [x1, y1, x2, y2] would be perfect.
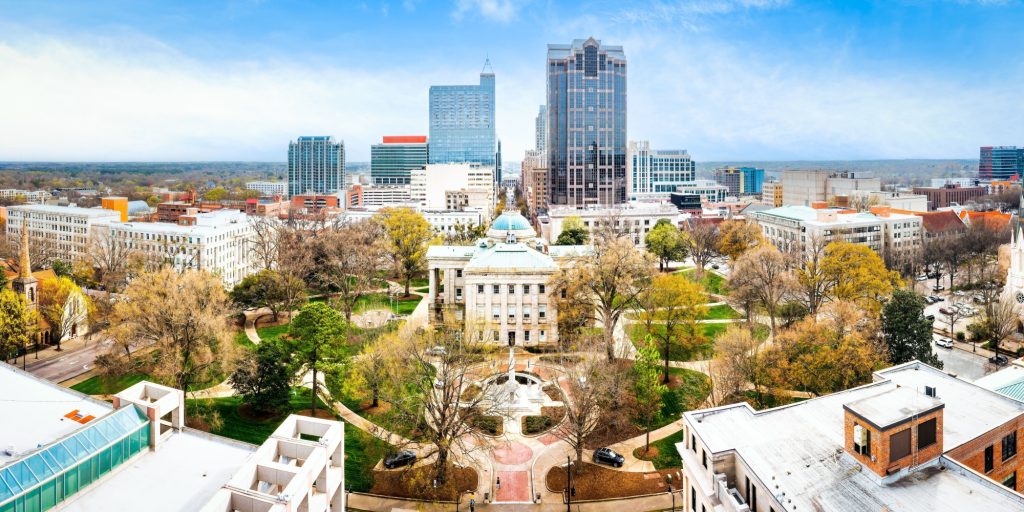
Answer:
[565, 456, 576, 512]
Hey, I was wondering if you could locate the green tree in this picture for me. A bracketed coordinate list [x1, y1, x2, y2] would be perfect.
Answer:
[881, 289, 943, 368]
[51, 259, 73, 278]
[230, 269, 302, 322]
[230, 340, 293, 414]
[374, 208, 435, 296]
[635, 273, 707, 381]
[203, 187, 229, 202]
[0, 289, 35, 367]
[289, 302, 347, 416]
[645, 220, 688, 271]
[822, 241, 901, 317]
[554, 216, 589, 245]
[633, 337, 667, 451]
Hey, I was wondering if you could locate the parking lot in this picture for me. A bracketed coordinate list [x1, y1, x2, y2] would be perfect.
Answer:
[930, 332, 999, 381]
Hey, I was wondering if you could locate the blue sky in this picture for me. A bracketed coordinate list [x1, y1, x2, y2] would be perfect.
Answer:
[0, 0, 1022, 162]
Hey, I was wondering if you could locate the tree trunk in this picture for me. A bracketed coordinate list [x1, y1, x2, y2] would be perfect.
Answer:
[404, 276, 411, 297]
[663, 343, 671, 384]
[371, 387, 379, 408]
[575, 445, 584, 475]
[435, 448, 449, 484]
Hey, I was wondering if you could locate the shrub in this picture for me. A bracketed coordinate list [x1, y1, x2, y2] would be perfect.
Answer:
[523, 416, 553, 435]
[955, 332, 965, 342]
[470, 415, 502, 436]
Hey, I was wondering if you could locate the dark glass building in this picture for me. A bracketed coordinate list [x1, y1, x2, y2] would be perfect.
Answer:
[287, 136, 345, 197]
[546, 38, 627, 206]
[370, 135, 428, 185]
[979, 146, 1023, 181]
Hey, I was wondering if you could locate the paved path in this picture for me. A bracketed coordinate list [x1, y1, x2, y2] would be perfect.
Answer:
[24, 336, 114, 383]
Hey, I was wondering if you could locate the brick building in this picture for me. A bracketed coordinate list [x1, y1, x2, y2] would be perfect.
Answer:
[912, 183, 988, 210]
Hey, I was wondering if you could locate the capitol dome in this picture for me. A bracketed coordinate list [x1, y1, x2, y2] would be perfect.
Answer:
[487, 211, 537, 240]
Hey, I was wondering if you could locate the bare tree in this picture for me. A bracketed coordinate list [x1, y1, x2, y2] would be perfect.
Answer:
[312, 220, 388, 321]
[381, 323, 508, 485]
[682, 221, 720, 276]
[729, 245, 794, 334]
[248, 216, 283, 271]
[551, 343, 613, 473]
[985, 297, 1019, 361]
[794, 234, 832, 315]
[87, 228, 135, 291]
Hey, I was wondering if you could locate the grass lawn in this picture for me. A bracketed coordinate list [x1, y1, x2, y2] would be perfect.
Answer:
[704, 304, 741, 320]
[655, 368, 711, 428]
[353, 293, 422, 315]
[233, 330, 256, 349]
[345, 426, 392, 492]
[256, 323, 291, 343]
[71, 373, 148, 395]
[678, 269, 727, 295]
[185, 387, 331, 445]
[634, 430, 684, 470]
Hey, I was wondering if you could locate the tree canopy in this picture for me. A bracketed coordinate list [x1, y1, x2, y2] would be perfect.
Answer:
[881, 289, 942, 368]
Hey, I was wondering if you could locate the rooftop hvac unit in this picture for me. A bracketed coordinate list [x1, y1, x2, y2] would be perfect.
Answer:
[854, 425, 867, 446]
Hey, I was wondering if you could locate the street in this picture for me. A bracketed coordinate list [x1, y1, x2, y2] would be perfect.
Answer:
[23, 338, 112, 383]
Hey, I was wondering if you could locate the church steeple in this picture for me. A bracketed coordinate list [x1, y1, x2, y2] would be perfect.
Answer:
[1016, 186, 1024, 245]
[12, 220, 37, 310]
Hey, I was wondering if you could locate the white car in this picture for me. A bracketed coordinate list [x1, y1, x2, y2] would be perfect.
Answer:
[935, 338, 954, 349]
[915, 275, 928, 281]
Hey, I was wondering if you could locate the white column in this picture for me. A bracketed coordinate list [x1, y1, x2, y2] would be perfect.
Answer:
[428, 267, 437, 304]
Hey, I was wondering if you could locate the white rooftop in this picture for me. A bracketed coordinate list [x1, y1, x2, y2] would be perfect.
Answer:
[7, 204, 121, 218]
[60, 430, 254, 512]
[685, 362, 1024, 511]
[0, 365, 110, 463]
[843, 386, 944, 430]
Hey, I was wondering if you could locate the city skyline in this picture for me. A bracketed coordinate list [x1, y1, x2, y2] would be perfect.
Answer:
[0, 0, 1023, 162]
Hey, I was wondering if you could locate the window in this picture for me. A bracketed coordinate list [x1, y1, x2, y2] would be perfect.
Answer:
[524, 306, 532, 320]
[456, 269, 462, 278]
[523, 284, 530, 294]
[1002, 431, 1017, 462]
[539, 284, 546, 294]
[538, 305, 546, 319]
[702, 450, 707, 468]
[524, 331, 530, 341]
[561, 288, 567, 299]
[691, 434, 696, 453]
[985, 445, 995, 472]
[492, 306, 500, 320]
[917, 418, 937, 449]
[691, 487, 696, 510]
[477, 285, 484, 294]
[456, 287, 462, 299]
[493, 330, 499, 341]
[889, 428, 911, 462]
[1003, 471, 1017, 490]
[508, 306, 516, 321]
[509, 284, 515, 294]
[539, 330, 546, 341]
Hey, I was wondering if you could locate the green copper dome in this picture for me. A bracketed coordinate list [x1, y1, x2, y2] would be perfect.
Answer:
[488, 211, 536, 239]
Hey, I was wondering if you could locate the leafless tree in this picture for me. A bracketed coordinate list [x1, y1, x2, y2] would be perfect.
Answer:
[87, 229, 135, 291]
[729, 245, 794, 334]
[985, 297, 1019, 361]
[682, 221, 720, 276]
[311, 220, 388, 321]
[248, 216, 283, 271]
[551, 343, 614, 474]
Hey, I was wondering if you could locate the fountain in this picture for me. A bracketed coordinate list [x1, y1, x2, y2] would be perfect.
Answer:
[485, 346, 545, 415]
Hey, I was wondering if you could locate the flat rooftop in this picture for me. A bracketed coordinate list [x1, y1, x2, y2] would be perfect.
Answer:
[685, 362, 1024, 511]
[843, 386, 944, 430]
[60, 430, 254, 512]
[0, 365, 110, 464]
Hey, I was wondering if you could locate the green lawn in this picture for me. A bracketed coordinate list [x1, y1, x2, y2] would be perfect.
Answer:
[704, 304, 741, 320]
[629, 322, 769, 361]
[256, 323, 291, 343]
[345, 425, 392, 492]
[71, 373, 148, 395]
[639, 430, 685, 469]
[678, 269, 727, 295]
[233, 329, 256, 349]
[656, 368, 711, 428]
[185, 387, 331, 445]
[353, 293, 422, 315]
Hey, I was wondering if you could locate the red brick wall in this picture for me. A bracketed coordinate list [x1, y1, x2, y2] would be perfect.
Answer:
[946, 414, 1024, 493]
[844, 409, 944, 477]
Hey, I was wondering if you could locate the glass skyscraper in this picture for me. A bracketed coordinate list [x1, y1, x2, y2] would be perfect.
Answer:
[371, 135, 428, 185]
[627, 141, 695, 199]
[547, 38, 627, 206]
[428, 62, 496, 166]
[287, 136, 345, 197]
[979, 146, 1024, 181]
[535, 105, 547, 151]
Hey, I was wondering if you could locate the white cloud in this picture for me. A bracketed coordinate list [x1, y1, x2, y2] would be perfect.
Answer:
[0, 33, 461, 161]
[452, 0, 524, 23]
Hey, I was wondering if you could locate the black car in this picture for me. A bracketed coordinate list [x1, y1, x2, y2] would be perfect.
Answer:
[593, 447, 625, 468]
[990, 354, 1009, 366]
[383, 450, 416, 469]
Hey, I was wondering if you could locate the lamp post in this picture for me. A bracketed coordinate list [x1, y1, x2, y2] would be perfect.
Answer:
[565, 456, 575, 512]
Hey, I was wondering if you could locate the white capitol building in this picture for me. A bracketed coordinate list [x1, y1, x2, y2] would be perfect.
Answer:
[425, 210, 591, 347]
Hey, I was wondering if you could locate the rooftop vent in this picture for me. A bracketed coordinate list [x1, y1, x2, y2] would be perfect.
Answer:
[924, 386, 937, 398]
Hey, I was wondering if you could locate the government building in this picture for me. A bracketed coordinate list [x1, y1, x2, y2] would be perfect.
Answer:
[425, 211, 590, 347]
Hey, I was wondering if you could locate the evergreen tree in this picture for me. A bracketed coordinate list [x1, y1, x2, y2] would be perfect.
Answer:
[882, 289, 943, 368]
[230, 340, 293, 414]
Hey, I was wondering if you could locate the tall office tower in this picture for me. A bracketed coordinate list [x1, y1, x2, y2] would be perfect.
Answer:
[428, 60, 496, 165]
[535, 105, 547, 151]
[287, 136, 345, 197]
[547, 38, 627, 206]
[495, 139, 503, 187]
[626, 141, 695, 200]
[370, 136, 429, 185]
[979, 146, 1023, 180]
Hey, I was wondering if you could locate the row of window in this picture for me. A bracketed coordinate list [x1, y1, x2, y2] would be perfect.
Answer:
[470, 283, 547, 295]
[983, 430, 1018, 473]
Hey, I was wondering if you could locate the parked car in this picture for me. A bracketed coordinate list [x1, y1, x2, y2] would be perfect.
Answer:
[926, 314, 935, 322]
[426, 346, 447, 357]
[593, 447, 625, 468]
[932, 285, 946, 292]
[953, 291, 966, 297]
[990, 354, 1010, 366]
[935, 338, 954, 349]
[383, 450, 417, 469]
[973, 295, 987, 304]
[939, 308, 951, 315]
[915, 274, 928, 281]
[933, 296, 945, 302]
[711, 264, 720, 270]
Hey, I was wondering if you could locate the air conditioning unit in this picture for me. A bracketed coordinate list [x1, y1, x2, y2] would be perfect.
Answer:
[854, 425, 867, 447]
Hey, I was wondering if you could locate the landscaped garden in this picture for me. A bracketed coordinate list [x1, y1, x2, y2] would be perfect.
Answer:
[545, 462, 679, 500]
[70, 373, 148, 395]
[633, 430, 684, 470]
[678, 268, 728, 295]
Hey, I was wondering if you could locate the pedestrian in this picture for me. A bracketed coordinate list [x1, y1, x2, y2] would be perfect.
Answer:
[496, 476, 501, 492]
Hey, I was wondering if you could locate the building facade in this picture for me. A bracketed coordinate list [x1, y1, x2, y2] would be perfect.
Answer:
[676, 180, 729, 203]
[761, 180, 783, 207]
[912, 184, 988, 210]
[712, 166, 765, 196]
[535, 104, 547, 151]
[426, 212, 589, 347]
[0, 189, 51, 204]
[410, 163, 494, 215]
[521, 149, 549, 216]
[370, 135, 429, 185]
[287, 136, 345, 198]
[428, 64, 496, 166]
[245, 181, 287, 197]
[627, 141, 696, 201]
[5, 204, 121, 263]
[540, 203, 680, 246]
[980, 146, 1023, 181]
[547, 38, 627, 206]
[782, 170, 881, 206]
[106, 209, 255, 288]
